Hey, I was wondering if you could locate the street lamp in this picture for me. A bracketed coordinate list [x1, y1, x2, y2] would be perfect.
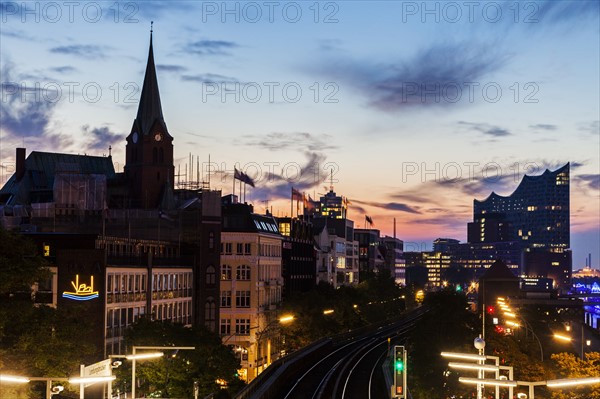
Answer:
[459, 377, 517, 388]
[546, 377, 600, 387]
[279, 315, 294, 323]
[0, 374, 30, 383]
[553, 333, 572, 342]
[0, 375, 69, 399]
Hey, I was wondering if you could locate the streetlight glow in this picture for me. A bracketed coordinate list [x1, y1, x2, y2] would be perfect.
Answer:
[441, 352, 487, 361]
[125, 352, 164, 360]
[279, 315, 295, 323]
[459, 377, 517, 387]
[546, 377, 600, 387]
[504, 312, 516, 318]
[0, 374, 30, 383]
[506, 321, 521, 328]
[448, 362, 500, 372]
[553, 334, 572, 342]
[323, 309, 334, 315]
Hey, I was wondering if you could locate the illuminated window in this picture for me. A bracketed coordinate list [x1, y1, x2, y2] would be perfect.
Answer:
[221, 265, 232, 280]
[43, 244, 50, 257]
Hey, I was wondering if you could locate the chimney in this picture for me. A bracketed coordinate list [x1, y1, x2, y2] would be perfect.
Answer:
[16, 148, 26, 181]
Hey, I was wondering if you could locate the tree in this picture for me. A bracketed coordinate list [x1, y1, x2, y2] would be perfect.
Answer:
[0, 227, 51, 295]
[0, 228, 95, 398]
[550, 352, 600, 399]
[121, 317, 244, 398]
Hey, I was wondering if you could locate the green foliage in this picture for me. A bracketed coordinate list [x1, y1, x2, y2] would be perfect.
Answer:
[550, 352, 600, 399]
[0, 227, 50, 295]
[0, 228, 94, 399]
[279, 274, 406, 351]
[121, 318, 244, 398]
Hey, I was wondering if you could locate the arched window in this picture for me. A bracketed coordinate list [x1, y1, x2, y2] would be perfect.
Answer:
[236, 265, 250, 280]
[221, 265, 232, 280]
[205, 297, 215, 318]
[159, 148, 164, 163]
[205, 297, 216, 322]
[206, 265, 216, 285]
[153, 147, 158, 163]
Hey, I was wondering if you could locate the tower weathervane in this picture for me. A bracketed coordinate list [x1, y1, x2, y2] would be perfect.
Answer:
[151, 21, 153, 34]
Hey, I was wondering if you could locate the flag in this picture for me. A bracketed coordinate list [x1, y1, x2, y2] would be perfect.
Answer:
[234, 168, 256, 187]
[234, 168, 243, 182]
[366, 215, 374, 226]
[304, 195, 317, 212]
[291, 187, 303, 200]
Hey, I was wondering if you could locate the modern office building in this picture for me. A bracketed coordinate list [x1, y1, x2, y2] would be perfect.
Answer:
[220, 202, 284, 382]
[469, 164, 571, 290]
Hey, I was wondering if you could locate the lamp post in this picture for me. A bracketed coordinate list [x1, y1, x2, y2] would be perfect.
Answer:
[554, 322, 590, 360]
[1, 375, 71, 399]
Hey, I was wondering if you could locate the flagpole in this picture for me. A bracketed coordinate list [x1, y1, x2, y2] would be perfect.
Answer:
[290, 187, 293, 218]
[233, 169, 235, 198]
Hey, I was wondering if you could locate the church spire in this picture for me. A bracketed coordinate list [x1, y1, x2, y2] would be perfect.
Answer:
[136, 22, 164, 136]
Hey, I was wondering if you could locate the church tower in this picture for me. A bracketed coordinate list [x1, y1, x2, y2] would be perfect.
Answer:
[124, 28, 174, 208]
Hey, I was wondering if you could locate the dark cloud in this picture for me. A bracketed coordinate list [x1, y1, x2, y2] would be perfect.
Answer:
[535, 1, 600, 24]
[575, 174, 600, 192]
[458, 121, 511, 137]
[50, 45, 107, 59]
[316, 42, 506, 111]
[81, 125, 125, 152]
[0, 63, 58, 138]
[244, 152, 329, 201]
[579, 120, 600, 135]
[50, 66, 77, 74]
[0, 28, 34, 41]
[529, 124, 557, 131]
[351, 199, 421, 214]
[240, 132, 338, 152]
[181, 73, 239, 85]
[185, 40, 239, 56]
[157, 64, 187, 73]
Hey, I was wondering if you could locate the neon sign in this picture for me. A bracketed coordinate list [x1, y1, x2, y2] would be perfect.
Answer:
[62, 275, 99, 301]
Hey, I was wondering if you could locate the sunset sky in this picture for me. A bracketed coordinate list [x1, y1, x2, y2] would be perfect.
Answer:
[1, 1, 598, 266]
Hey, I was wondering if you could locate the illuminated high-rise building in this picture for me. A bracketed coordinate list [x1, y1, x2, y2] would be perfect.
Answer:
[468, 163, 571, 290]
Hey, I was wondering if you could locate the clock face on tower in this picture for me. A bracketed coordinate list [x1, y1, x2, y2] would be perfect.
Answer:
[132, 132, 138, 143]
[154, 132, 163, 142]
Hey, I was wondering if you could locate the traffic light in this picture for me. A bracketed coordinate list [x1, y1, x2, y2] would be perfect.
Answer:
[394, 345, 406, 398]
